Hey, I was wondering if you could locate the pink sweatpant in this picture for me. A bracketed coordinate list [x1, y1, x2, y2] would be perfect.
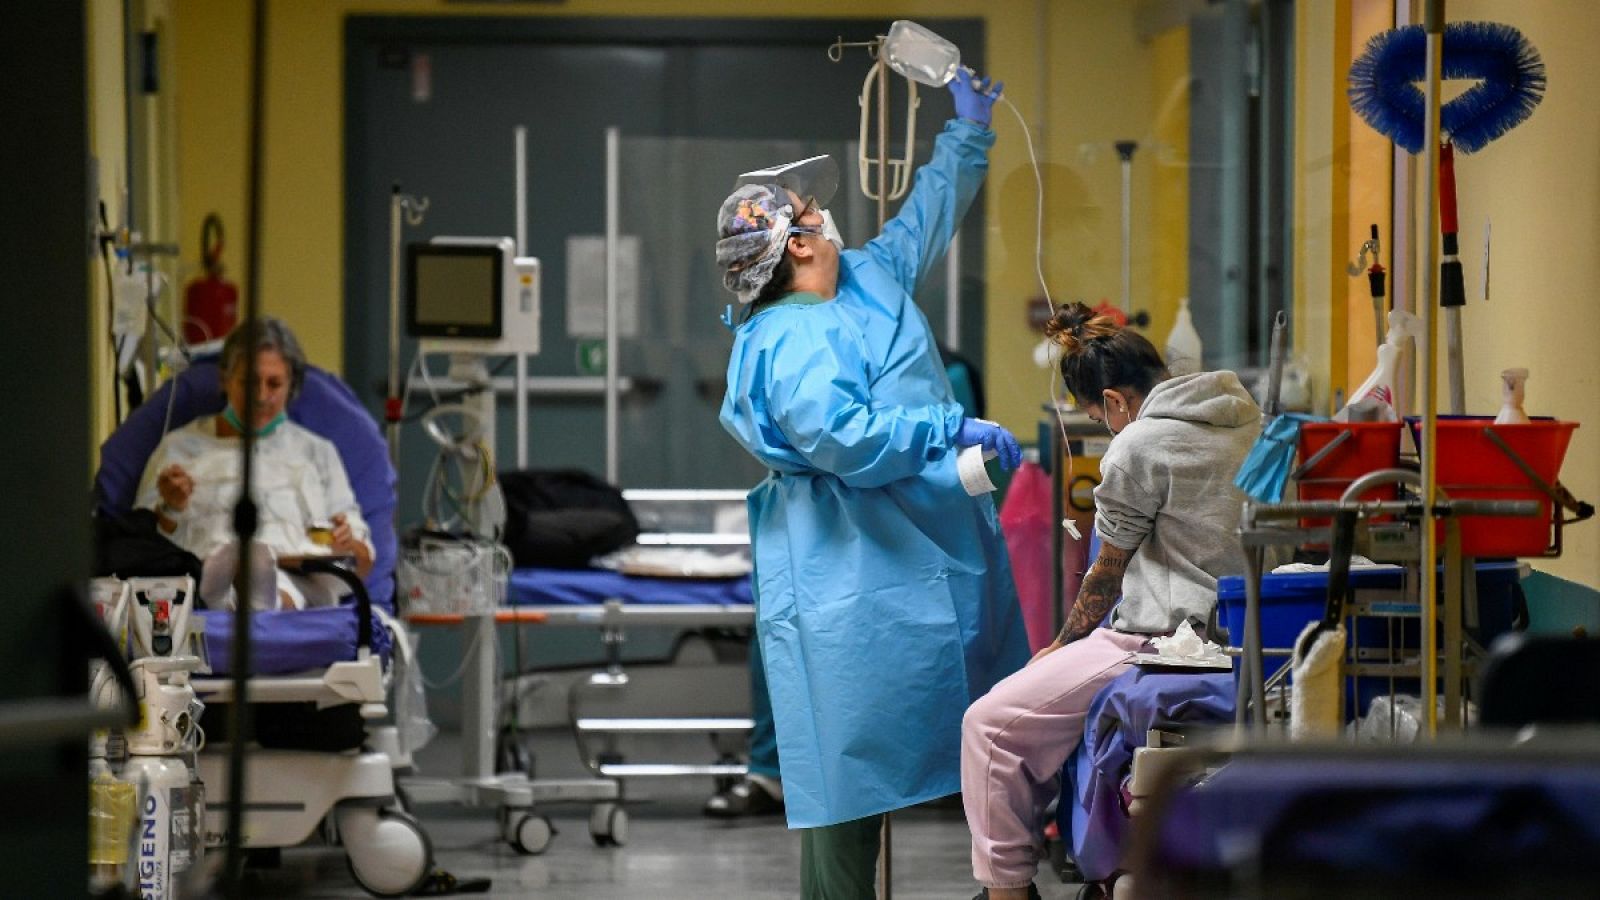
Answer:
[961, 627, 1151, 889]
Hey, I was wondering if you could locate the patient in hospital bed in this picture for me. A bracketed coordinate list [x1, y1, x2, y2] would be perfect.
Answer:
[135, 317, 374, 610]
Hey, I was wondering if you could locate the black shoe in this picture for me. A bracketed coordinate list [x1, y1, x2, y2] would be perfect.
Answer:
[703, 778, 784, 818]
[971, 885, 1042, 900]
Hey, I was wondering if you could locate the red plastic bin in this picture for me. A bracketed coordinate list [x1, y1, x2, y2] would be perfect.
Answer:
[1295, 421, 1404, 528]
[1409, 417, 1579, 557]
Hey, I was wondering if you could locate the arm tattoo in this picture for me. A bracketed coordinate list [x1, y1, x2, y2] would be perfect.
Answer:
[1058, 545, 1132, 645]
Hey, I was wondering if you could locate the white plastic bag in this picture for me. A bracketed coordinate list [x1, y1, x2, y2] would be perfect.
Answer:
[392, 627, 437, 755]
[397, 537, 510, 615]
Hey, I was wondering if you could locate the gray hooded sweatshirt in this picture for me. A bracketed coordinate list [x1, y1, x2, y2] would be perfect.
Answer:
[1095, 370, 1262, 634]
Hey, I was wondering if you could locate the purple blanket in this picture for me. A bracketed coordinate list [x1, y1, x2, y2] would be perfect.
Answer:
[507, 568, 752, 607]
[1154, 755, 1600, 882]
[199, 605, 391, 676]
[1061, 667, 1235, 880]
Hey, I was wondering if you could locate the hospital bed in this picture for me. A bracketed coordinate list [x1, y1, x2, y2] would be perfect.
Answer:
[399, 490, 754, 851]
[95, 358, 432, 897]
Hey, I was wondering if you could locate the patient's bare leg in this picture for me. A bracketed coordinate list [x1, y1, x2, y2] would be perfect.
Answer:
[197, 541, 279, 611]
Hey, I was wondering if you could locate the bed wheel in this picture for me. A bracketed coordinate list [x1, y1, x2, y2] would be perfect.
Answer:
[339, 806, 432, 898]
[589, 802, 628, 847]
[507, 813, 553, 855]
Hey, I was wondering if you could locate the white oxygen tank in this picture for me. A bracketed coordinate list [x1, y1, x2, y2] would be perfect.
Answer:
[123, 754, 199, 900]
[1164, 297, 1204, 376]
[119, 581, 207, 900]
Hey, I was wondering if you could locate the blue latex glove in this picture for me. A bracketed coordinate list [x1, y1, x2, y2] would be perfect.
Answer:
[949, 68, 1003, 128]
[956, 418, 1023, 471]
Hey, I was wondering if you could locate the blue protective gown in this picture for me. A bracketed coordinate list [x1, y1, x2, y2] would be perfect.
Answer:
[720, 119, 1030, 828]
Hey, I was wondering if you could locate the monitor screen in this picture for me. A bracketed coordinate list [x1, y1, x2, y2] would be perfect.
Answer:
[407, 243, 503, 339]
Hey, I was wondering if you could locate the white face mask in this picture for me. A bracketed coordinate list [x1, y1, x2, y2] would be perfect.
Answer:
[819, 208, 844, 252]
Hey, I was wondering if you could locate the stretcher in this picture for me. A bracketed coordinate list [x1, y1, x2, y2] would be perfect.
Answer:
[95, 359, 434, 894]
[402, 490, 756, 851]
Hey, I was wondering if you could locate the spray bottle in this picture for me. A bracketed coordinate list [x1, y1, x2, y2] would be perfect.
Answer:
[1163, 297, 1204, 376]
[1494, 368, 1531, 424]
[122, 576, 207, 900]
[1336, 309, 1422, 421]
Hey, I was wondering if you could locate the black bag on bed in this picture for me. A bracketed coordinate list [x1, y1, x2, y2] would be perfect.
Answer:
[94, 508, 205, 584]
[498, 469, 639, 569]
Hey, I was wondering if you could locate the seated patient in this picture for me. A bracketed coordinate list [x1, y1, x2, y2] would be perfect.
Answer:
[961, 302, 1261, 899]
[136, 317, 373, 610]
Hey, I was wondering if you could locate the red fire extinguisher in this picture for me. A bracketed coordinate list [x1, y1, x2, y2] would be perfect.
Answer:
[183, 214, 239, 345]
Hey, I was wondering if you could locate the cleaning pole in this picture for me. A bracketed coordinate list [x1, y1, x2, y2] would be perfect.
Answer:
[1438, 141, 1467, 414]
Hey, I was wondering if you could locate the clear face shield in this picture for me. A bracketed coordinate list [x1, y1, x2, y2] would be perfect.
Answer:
[734, 155, 844, 250]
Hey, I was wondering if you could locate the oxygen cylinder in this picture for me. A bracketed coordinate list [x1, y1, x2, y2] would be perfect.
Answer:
[121, 657, 205, 899]
[122, 755, 199, 900]
[89, 759, 136, 892]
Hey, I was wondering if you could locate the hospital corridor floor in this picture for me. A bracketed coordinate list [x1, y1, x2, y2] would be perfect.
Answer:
[235, 730, 1081, 899]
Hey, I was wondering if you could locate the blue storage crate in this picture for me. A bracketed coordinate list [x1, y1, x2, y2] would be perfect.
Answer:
[1216, 562, 1523, 715]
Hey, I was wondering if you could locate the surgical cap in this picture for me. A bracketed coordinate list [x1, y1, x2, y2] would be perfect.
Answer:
[715, 183, 794, 305]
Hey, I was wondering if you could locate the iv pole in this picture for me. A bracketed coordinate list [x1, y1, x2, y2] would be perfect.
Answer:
[385, 186, 427, 464]
[833, 35, 920, 231]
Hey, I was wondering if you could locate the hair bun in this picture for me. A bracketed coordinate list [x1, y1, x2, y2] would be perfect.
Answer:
[1044, 301, 1119, 357]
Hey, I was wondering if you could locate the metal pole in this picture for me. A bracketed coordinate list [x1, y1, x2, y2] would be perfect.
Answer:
[226, 0, 268, 891]
[1391, 0, 1418, 424]
[876, 50, 889, 231]
[604, 127, 620, 484]
[515, 126, 528, 257]
[1116, 141, 1137, 312]
[1419, 0, 1445, 738]
[1442, 522, 1463, 729]
[515, 126, 529, 469]
[1245, 545, 1267, 730]
[1444, 310, 1465, 414]
[1051, 428, 1065, 637]
[386, 185, 403, 464]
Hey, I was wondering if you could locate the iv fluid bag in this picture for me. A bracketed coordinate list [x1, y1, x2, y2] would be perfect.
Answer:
[884, 20, 961, 87]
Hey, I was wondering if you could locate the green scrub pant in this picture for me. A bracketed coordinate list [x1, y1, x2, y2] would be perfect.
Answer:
[800, 814, 883, 899]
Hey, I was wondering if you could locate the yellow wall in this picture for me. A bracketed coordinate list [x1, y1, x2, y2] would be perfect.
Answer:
[88, 0, 128, 457]
[1442, 2, 1600, 587]
[108, 0, 1600, 589]
[1304, 1, 1599, 587]
[161, 0, 1166, 438]
[1343, 0, 1392, 392]
[1294, 0, 1337, 409]
[1147, 26, 1190, 352]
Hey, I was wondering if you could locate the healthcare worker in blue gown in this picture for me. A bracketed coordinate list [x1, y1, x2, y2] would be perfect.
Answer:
[715, 67, 1030, 898]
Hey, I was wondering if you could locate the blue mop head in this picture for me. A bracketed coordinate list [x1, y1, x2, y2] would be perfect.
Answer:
[1348, 21, 1546, 154]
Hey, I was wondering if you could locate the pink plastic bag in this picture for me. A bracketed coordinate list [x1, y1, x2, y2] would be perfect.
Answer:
[999, 459, 1089, 652]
